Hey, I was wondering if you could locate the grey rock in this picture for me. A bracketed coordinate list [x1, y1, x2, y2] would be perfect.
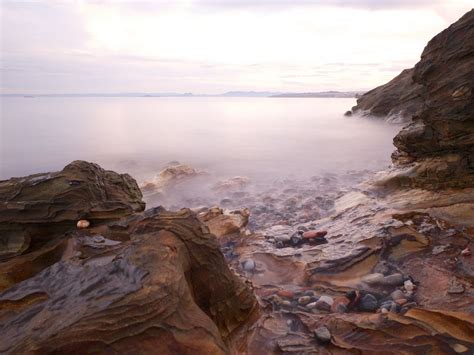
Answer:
[382, 273, 404, 286]
[314, 326, 331, 344]
[298, 296, 311, 305]
[391, 289, 405, 301]
[242, 258, 256, 271]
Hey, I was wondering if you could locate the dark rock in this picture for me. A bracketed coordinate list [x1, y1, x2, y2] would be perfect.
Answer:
[360, 294, 378, 312]
[344, 110, 353, 116]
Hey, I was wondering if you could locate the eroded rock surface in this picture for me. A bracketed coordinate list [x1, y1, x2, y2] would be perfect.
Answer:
[351, 68, 424, 123]
[0, 163, 257, 354]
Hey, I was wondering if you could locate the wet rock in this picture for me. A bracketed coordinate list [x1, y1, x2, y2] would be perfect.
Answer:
[362, 273, 385, 285]
[331, 297, 349, 313]
[302, 230, 328, 239]
[391, 289, 405, 301]
[199, 208, 250, 238]
[404, 280, 415, 292]
[298, 296, 312, 305]
[314, 326, 331, 344]
[0, 193, 256, 353]
[382, 273, 404, 286]
[242, 258, 256, 272]
[360, 294, 378, 312]
[212, 176, 251, 193]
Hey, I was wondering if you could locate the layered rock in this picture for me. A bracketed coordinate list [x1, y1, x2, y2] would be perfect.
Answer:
[352, 9, 474, 189]
[0, 162, 257, 353]
[351, 68, 424, 123]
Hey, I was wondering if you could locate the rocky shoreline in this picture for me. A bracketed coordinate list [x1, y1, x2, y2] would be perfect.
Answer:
[1, 8, 473, 355]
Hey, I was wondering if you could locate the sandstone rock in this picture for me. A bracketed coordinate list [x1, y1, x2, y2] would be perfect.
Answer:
[142, 164, 207, 194]
[0, 161, 145, 260]
[0, 164, 256, 353]
[212, 176, 251, 192]
[362, 273, 385, 285]
[198, 208, 250, 238]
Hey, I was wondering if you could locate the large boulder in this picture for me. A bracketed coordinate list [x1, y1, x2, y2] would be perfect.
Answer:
[0, 160, 145, 259]
[0, 164, 257, 353]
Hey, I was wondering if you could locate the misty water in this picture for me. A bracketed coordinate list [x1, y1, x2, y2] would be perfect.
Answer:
[1, 97, 401, 209]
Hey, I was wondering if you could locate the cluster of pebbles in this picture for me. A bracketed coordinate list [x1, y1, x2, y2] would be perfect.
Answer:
[263, 276, 417, 316]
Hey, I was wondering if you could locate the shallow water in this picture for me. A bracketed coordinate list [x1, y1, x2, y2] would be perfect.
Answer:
[0, 97, 400, 183]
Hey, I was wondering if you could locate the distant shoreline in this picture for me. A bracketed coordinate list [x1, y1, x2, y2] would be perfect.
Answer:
[1, 91, 362, 99]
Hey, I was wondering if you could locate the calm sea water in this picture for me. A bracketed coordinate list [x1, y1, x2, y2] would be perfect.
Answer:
[0, 97, 400, 183]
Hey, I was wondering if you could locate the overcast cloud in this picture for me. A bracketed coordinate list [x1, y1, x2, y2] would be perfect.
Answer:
[1, 0, 472, 94]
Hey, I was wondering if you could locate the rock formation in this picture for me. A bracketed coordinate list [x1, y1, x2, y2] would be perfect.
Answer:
[353, 9, 474, 189]
[0, 161, 257, 353]
[351, 68, 424, 123]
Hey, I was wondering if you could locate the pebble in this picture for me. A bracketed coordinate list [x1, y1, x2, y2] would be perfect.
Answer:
[381, 308, 389, 314]
[274, 235, 291, 242]
[306, 302, 318, 309]
[331, 297, 350, 313]
[390, 303, 401, 313]
[404, 280, 415, 292]
[298, 296, 312, 305]
[277, 290, 295, 298]
[314, 299, 331, 312]
[303, 290, 314, 297]
[314, 326, 331, 344]
[77, 219, 90, 229]
[382, 273, 404, 286]
[302, 230, 328, 239]
[92, 235, 105, 243]
[318, 295, 334, 306]
[360, 294, 378, 312]
[281, 300, 292, 307]
[391, 289, 405, 301]
[361, 273, 385, 285]
[395, 298, 407, 305]
[242, 259, 256, 271]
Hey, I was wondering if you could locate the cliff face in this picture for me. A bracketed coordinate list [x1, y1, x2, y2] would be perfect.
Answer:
[352, 68, 424, 123]
[0, 161, 257, 354]
[392, 9, 474, 189]
[354, 9, 474, 189]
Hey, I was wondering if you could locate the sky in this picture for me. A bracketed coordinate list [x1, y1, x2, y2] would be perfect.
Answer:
[0, 0, 472, 94]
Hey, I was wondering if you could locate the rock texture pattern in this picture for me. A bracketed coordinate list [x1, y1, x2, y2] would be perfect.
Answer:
[352, 68, 424, 123]
[353, 10, 474, 189]
[0, 162, 257, 354]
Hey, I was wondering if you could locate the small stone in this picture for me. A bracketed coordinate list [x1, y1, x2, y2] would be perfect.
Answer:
[281, 300, 292, 307]
[331, 297, 350, 313]
[314, 326, 331, 344]
[277, 290, 295, 298]
[302, 230, 328, 239]
[242, 258, 256, 271]
[344, 110, 353, 117]
[74, 251, 82, 257]
[461, 247, 471, 256]
[77, 219, 90, 229]
[274, 235, 291, 242]
[303, 290, 314, 297]
[306, 302, 318, 309]
[362, 273, 385, 285]
[451, 343, 469, 353]
[391, 289, 405, 301]
[390, 303, 401, 313]
[360, 294, 378, 312]
[432, 245, 449, 255]
[381, 308, 389, 314]
[314, 300, 331, 312]
[395, 298, 407, 305]
[318, 295, 334, 306]
[382, 273, 404, 286]
[404, 280, 415, 292]
[298, 296, 312, 305]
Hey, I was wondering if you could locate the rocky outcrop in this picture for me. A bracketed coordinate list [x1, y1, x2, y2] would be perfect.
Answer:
[351, 68, 424, 123]
[0, 162, 257, 353]
[391, 9, 474, 189]
[352, 9, 474, 189]
[0, 160, 145, 261]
